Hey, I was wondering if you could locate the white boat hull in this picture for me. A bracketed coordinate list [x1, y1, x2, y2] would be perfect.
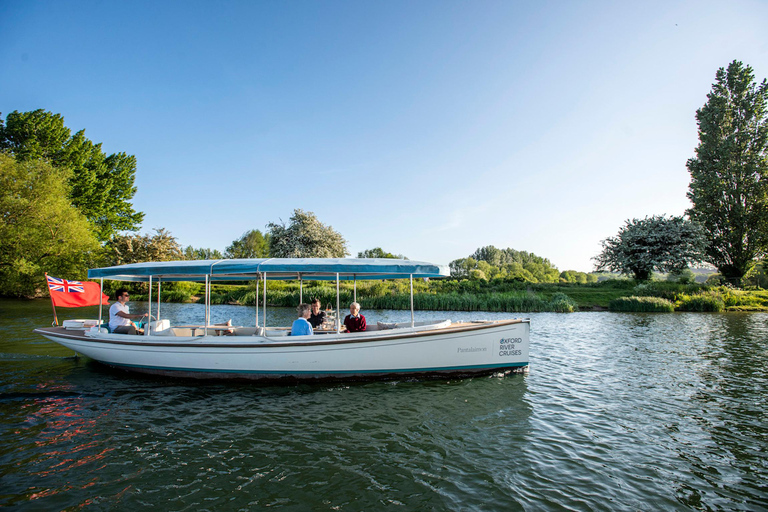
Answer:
[35, 319, 529, 381]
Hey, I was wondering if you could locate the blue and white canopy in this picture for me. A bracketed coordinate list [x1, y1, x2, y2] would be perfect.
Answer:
[88, 258, 450, 282]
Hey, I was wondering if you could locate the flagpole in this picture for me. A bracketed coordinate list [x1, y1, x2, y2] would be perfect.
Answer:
[45, 273, 59, 326]
[99, 277, 104, 329]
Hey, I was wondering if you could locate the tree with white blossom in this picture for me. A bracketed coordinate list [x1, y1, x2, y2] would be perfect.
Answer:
[267, 209, 348, 258]
[593, 215, 706, 281]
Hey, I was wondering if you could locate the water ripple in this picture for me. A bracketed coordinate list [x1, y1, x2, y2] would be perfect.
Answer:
[1, 304, 767, 510]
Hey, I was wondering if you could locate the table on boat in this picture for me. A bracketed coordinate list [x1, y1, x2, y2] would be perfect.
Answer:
[313, 328, 341, 334]
[174, 325, 235, 335]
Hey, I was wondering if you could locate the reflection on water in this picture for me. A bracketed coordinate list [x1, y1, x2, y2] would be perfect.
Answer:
[1, 299, 767, 510]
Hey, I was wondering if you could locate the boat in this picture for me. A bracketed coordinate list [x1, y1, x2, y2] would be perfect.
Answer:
[34, 258, 530, 381]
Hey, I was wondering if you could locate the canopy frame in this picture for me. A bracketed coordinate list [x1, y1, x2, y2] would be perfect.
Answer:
[89, 258, 448, 335]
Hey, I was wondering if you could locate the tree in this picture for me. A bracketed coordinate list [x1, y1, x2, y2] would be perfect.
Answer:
[357, 247, 407, 259]
[267, 209, 348, 258]
[105, 228, 183, 265]
[743, 260, 768, 288]
[449, 257, 477, 278]
[0, 109, 144, 240]
[666, 268, 696, 284]
[560, 270, 598, 284]
[449, 246, 561, 282]
[686, 61, 768, 286]
[593, 215, 706, 281]
[184, 246, 224, 260]
[225, 229, 270, 258]
[0, 154, 101, 296]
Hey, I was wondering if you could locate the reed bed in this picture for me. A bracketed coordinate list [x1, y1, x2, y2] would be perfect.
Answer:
[609, 296, 675, 312]
[112, 278, 768, 312]
[208, 287, 577, 312]
[675, 293, 725, 312]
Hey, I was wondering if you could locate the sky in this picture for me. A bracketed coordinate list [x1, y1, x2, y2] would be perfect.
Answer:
[2, 0, 767, 272]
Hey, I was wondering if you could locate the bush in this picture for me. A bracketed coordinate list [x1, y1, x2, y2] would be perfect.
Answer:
[609, 296, 674, 312]
[548, 292, 578, 313]
[676, 293, 724, 312]
[667, 269, 696, 284]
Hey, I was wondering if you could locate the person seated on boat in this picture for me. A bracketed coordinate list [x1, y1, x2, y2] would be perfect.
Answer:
[291, 303, 314, 336]
[343, 302, 367, 333]
[308, 298, 326, 329]
[109, 288, 148, 335]
[213, 319, 234, 336]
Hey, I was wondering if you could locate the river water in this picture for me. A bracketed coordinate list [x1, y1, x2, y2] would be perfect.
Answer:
[1, 299, 766, 511]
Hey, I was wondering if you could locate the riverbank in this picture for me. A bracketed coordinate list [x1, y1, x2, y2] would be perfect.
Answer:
[89, 279, 768, 313]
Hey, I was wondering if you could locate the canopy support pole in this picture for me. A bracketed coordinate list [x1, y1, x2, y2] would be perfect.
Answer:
[255, 275, 259, 327]
[299, 274, 303, 303]
[205, 275, 210, 336]
[353, 277, 356, 303]
[262, 272, 267, 330]
[157, 279, 161, 320]
[410, 274, 415, 328]
[98, 277, 103, 329]
[336, 272, 340, 333]
[147, 276, 153, 335]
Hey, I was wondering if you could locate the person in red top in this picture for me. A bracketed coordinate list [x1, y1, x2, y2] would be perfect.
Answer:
[344, 302, 367, 332]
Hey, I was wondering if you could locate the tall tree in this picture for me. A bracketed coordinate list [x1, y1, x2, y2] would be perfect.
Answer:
[184, 246, 224, 260]
[0, 109, 144, 240]
[0, 155, 101, 297]
[225, 229, 270, 258]
[449, 246, 561, 282]
[357, 247, 407, 259]
[687, 61, 768, 285]
[268, 209, 348, 258]
[593, 215, 706, 281]
[105, 228, 183, 265]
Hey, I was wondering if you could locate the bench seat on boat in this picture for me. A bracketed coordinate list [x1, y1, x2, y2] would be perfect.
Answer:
[233, 327, 265, 336]
[365, 319, 451, 332]
[167, 327, 197, 337]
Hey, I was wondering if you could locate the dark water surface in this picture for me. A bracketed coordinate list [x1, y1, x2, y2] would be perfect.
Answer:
[1, 299, 766, 511]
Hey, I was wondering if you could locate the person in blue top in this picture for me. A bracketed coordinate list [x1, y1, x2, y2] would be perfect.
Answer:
[291, 303, 314, 336]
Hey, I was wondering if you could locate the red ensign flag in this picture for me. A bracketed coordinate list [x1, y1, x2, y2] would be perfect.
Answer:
[46, 275, 110, 307]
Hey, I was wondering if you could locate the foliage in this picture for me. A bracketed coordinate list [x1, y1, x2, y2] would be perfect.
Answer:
[666, 268, 696, 284]
[268, 209, 348, 258]
[675, 293, 725, 312]
[215, 284, 570, 313]
[184, 246, 224, 260]
[560, 270, 598, 284]
[225, 229, 270, 258]
[548, 292, 578, 312]
[608, 296, 675, 312]
[357, 247, 407, 259]
[705, 273, 726, 285]
[449, 245, 561, 283]
[0, 155, 101, 296]
[105, 228, 183, 265]
[593, 215, 706, 281]
[113, 272, 768, 312]
[686, 61, 768, 286]
[0, 110, 144, 240]
[743, 260, 768, 288]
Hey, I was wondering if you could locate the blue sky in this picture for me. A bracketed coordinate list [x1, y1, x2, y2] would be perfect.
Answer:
[2, 0, 767, 271]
